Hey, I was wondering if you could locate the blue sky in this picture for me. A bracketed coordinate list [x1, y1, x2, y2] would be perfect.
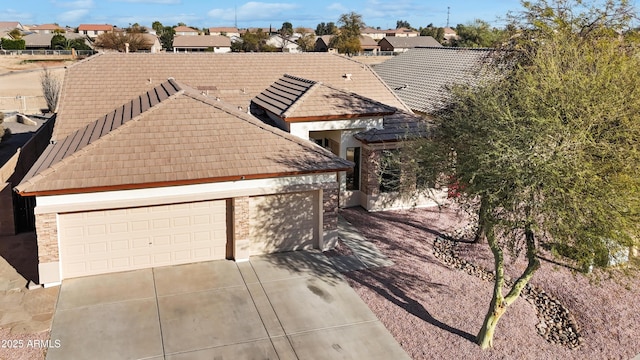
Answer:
[3, 0, 525, 30]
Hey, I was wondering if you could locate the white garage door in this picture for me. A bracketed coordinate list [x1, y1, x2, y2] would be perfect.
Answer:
[249, 191, 318, 256]
[58, 200, 228, 278]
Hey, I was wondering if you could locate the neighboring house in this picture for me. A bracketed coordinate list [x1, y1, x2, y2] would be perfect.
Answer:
[30, 24, 64, 34]
[0, 21, 24, 31]
[23, 33, 90, 49]
[314, 35, 334, 52]
[15, 52, 434, 286]
[172, 35, 231, 53]
[385, 27, 419, 37]
[314, 35, 380, 54]
[443, 27, 458, 43]
[209, 27, 240, 38]
[173, 25, 199, 36]
[378, 36, 442, 53]
[373, 47, 492, 115]
[0, 31, 11, 40]
[266, 34, 301, 53]
[140, 33, 162, 53]
[78, 24, 113, 39]
[359, 35, 380, 54]
[361, 27, 386, 40]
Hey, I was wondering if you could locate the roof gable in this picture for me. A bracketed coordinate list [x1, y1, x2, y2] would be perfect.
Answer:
[253, 74, 396, 121]
[17, 79, 351, 195]
[173, 35, 231, 48]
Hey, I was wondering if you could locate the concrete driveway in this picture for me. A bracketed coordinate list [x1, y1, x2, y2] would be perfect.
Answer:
[46, 251, 409, 359]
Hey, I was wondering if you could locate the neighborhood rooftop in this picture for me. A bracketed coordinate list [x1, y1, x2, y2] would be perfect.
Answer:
[53, 52, 410, 141]
[16, 79, 352, 195]
[373, 47, 493, 114]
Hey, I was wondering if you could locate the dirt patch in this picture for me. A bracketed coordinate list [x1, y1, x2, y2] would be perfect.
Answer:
[340, 205, 640, 360]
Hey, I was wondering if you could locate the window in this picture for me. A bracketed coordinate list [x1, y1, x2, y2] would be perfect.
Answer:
[379, 150, 401, 193]
[346, 147, 360, 191]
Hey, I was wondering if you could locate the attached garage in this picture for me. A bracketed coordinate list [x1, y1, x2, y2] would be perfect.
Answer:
[249, 191, 320, 256]
[58, 200, 228, 278]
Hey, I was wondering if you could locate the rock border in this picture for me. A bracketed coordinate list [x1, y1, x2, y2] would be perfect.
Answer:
[433, 226, 583, 349]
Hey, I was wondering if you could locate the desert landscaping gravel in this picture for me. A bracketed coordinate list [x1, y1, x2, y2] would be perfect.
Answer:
[340, 205, 640, 360]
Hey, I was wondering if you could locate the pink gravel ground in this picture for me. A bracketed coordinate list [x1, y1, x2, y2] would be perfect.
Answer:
[0, 329, 48, 360]
[340, 205, 640, 360]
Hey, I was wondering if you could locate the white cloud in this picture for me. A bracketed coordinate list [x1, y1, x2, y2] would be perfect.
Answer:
[57, 8, 90, 23]
[2, 9, 33, 21]
[327, 3, 348, 13]
[111, 0, 181, 4]
[52, 0, 95, 8]
[208, 2, 299, 22]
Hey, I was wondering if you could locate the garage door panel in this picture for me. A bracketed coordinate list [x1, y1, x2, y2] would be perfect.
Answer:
[249, 191, 317, 256]
[59, 199, 228, 278]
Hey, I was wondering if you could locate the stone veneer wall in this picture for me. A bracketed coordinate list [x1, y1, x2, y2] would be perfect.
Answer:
[322, 186, 339, 233]
[35, 213, 58, 263]
[361, 146, 381, 197]
[232, 196, 250, 259]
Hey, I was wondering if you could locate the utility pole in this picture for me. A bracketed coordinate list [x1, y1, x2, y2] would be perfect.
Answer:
[234, 6, 237, 28]
[447, 6, 450, 28]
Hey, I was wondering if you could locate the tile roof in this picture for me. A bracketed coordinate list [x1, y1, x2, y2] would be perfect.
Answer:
[253, 74, 396, 121]
[173, 35, 231, 48]
[16, 79, 352, 195]
[53, 52, 409, 140]
[380, 36, 442, 49]
[355, 111, 430, 143]
[209, 27, 239, 33]
[373, 47, 493, 114]
[0, 22, 21, 30]
[31, 24, 64, 31]
[23, 33, 87, 47]
[78, 24, 113, 31]
[173, 26, 198, 33]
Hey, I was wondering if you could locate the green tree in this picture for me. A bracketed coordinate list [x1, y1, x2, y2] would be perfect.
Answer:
[420, 24, 445, 43]
[451, 19, 504, 48]
[315, 22, 338, 36]
[295, 27, 315, 52]
[405, 0, 640, 350]
[158, 26, 175, 50]
[151, 21, 164, 34]
[231, 29, 275, 52]
[1, 38, 25, 50]
[51, 34, 91, 50]
[396, 20, 411, 29]
[330, 12, 364, 55]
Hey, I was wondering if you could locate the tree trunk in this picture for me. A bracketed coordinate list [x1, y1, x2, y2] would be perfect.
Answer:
[473, 197, 488, 243]
[476, 222, 541, 349]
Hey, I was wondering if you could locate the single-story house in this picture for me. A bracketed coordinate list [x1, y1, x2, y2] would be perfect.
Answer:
[361, 27, 386, 40]
[209, 27, 240, 39]
[373, 47, 493, 115]
[266, 34, 301, 53]
[30, 24, 64, 34]
[385, 27, 419, 37]
[378, 36, 442, 53]
[16, 52, 436, 286]
[140, 33, 162, 53]
[173, 26, 199, 36]
[314, 35, 380, 54]
[172, 35, 231, 53]
[78, 24, 113, 39]
[22, 33, 90, 49]
[0, 21, 24, 31]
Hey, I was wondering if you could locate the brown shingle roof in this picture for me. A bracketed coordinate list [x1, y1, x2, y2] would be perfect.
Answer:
[173, 35, 231, 48]
[31, 24, 64, 31]
[53, 52, 409, 140]
[380, 36, 442, 49]
[209, 27, 239, 33]
[78, 24, 113, 31]
[173, 26, 198, 33]
[253, 74, 396, 121]
[16, 79, 352, 195]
